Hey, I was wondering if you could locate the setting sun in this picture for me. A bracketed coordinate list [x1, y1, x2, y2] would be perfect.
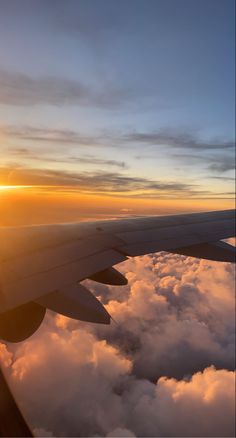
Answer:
[0, 185, 32, 191]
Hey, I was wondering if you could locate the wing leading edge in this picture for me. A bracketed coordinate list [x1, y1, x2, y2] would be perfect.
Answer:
[0, 209, 235, 342]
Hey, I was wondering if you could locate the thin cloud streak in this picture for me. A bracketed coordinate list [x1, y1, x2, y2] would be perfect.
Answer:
[208, 160, 235, 173]
[170, 153, 235, 174]
[3, 124, 234, 153]
[0, 166, 194, 192]
[6, 148, 127, 169]
[209, 176, 235, 181]
[124, 130, 235, 151]
[3, 125, 102, 146]
[0, 70, 131, 108]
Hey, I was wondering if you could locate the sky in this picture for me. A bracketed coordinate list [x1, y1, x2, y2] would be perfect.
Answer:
[0, 0, 235, 224]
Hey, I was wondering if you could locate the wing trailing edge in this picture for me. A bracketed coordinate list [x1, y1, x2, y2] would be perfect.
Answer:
[170, 240, 235, 262]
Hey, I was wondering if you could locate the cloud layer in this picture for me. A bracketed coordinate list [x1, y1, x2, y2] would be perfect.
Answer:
[0, 166, 195, 194]
[2, 124, 234, 184]
[1, 164, 233, 200]
[1, 251, 235, 437]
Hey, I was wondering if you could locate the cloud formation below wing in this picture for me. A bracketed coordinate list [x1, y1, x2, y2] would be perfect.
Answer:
[1, 252, 235, 437]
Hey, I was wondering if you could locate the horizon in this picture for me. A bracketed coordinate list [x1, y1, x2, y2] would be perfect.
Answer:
[0, 0, 235, 225]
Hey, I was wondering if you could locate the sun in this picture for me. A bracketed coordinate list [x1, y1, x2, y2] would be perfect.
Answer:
[0, 185, 31, 191]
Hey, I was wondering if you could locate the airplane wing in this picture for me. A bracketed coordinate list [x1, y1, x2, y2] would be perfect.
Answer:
[0, 209, 235, 342]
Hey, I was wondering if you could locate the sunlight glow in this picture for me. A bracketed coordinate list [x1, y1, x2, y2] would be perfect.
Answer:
[0, 185, 33, 191]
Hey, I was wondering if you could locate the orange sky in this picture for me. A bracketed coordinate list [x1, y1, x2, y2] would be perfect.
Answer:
[0, 186, 234, 227]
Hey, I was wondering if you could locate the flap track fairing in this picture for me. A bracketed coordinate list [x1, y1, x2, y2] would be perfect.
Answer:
[36, 283, 111, 324]
[89, 267, 128, 285]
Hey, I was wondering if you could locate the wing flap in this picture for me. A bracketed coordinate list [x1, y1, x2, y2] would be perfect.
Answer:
[118, 231, 235, 257]
[116, 218, 235, 257]
[171, 241, 236, 262]
[89, 267, 128, 285]
[116, 219, 234, 244]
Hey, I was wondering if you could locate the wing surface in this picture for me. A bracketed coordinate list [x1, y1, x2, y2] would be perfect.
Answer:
[0, 209, 235, 338]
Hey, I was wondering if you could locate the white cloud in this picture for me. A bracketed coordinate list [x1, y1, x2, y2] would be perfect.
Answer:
[1, 252, 235, 436]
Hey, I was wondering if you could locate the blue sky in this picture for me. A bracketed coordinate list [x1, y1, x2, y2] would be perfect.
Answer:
[0, 0, 235, 202]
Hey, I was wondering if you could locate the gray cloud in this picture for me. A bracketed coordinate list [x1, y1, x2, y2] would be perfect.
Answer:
[7, 148, 127, 169]
[3, 125, 103, 146]
[2, 124, 234, 180]
[0, 165, 206, 197]
[208, 160, 235, 173]
[123, 130, 235, 159]
[210, 176, 235, 181]
[124, 130, 235, 151]
[1, 165, 232, 199]
[0, 70, 129, 108]
[171, 152, 235, 175]
[71, 156, 127, 169]
[3, 125, 235, 154]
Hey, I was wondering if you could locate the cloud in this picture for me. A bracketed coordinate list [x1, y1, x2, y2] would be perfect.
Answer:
[0, 342, 12, 367]
[208, 159, 235, 173]
[0, 165, 218, 199]
[170, 152, 235, 176]
[130, 366, 235, 437]
[87, 253, 235, 381]
[6, 147, 127, 169]
[210, 176, 235, 181]
[127, 131, 235, 176]
[1, 125, 127, 169]
[1, 165, 233, 199]
[176, 154, 235, 175]
[124, 130, 235, 151]
[2, 125, 102, 146]
[6, 329, 132, 437]
[3, 125, 235, 153]
[2, 125, 235, 178]
[0, 123, 234, 203]
[0, 165, 187, 190]
[1, 252, 235, 437]
[0, 70, 129, 108]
